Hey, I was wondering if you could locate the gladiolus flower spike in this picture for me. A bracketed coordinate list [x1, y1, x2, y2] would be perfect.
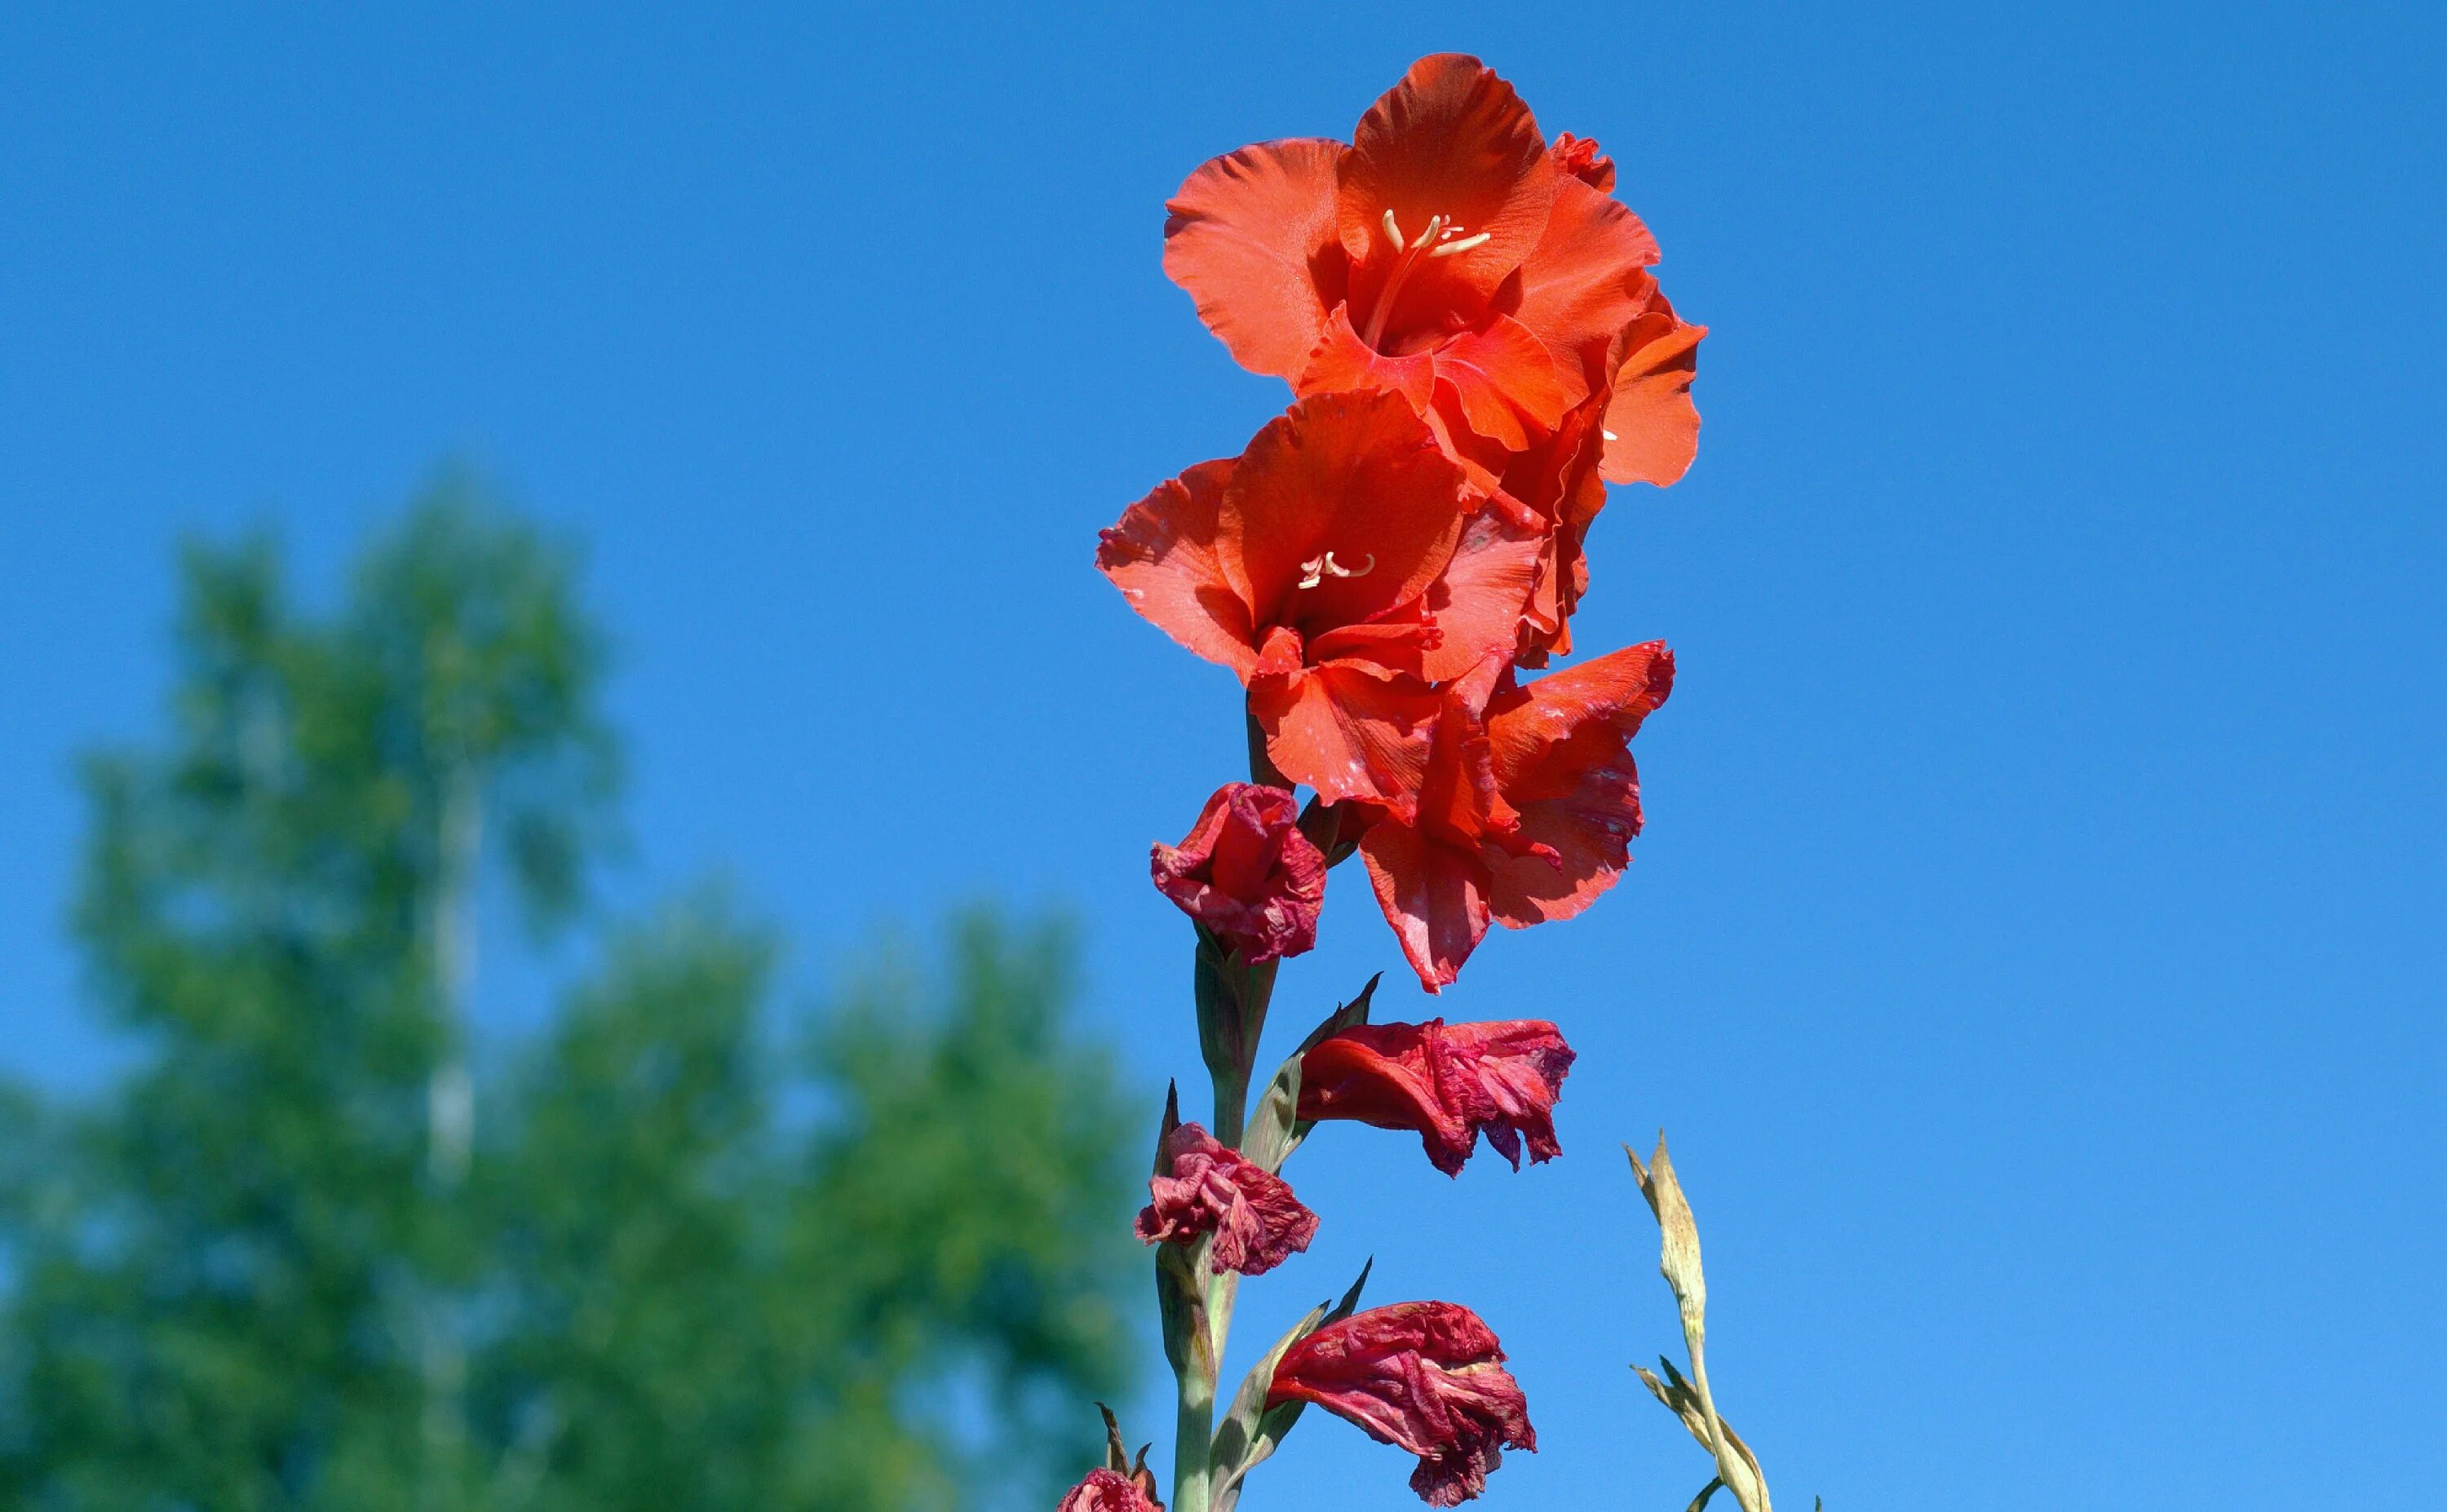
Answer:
[1082, 51, 1711, 1512]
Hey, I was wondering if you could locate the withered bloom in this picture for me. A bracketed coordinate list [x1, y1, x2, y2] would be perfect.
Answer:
[1148, 781, 1329, 962]
[1296, 1019, 1575, 1176]
[1057, 1469, 1160, 1512]
[1265, 1301, 1534, 1505]
[1135, 1121, 1319, 1276]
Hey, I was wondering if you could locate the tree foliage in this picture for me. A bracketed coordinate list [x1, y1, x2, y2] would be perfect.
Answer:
[0, 475, 1138, 1511]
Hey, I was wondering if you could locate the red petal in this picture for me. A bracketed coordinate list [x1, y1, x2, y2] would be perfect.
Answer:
[1298, 303, 1436, 410]
[1216, 392, 1467, 630]
[1338, 55, 1559, 315]
[1549, 131, 1616, 191]
[1431, 313, 1581, 452]
[1483, 643, 1675, 927]
[1421, 505, 1543, 682]
[1486, 641, 1675, 798]
[1164, 138, 1349, 379]
[1486, 765, 1641, 926]
[1509, 176, 1662, 361]
[1136, 1121, 1319, 1276]
[1296, 1023, 1471, 1169]
[1600, 308, 1706, 487]
[1265, 1301, 1534, 1505]
[1359, 819, 1492, 993]
[1151, 783, 1325, 964]
[1097, 458, 1258, 676]
[1250, 662, 1437, 813]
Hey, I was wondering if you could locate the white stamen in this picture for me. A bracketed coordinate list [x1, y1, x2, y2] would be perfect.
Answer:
[1602, 428, 1620, 441]
[1295, 550, 1376, 590]
[1427, 231, 1493, 258]
[1381, 209, 1405, 253]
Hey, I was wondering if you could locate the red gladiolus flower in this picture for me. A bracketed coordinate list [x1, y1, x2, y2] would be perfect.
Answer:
[1135, 1121, 1320, 1276]
[1163, 52, 1702, 475]
[1151, 783, 1325, 964]
[1097, 391, 1541, 811]
[1296, 1018, 1575, 1176]
[1058, 1469, 1161, 1512]
[1265, 1301, 1535, 1506]
[1355, 643, 1674, 989]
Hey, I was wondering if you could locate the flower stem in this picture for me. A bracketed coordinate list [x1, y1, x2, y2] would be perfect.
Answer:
[1170, 722, 1293, 1511]
[1171, 1337, 1216, 1512]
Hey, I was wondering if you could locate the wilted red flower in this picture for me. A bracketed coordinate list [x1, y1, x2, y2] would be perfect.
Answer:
[1353, 642, 1674, 988]
[1296, 1018, 1575, 1176]
[1151, 783, 1325, 963]
[1097, 391, 1541, 810]
[1135, 1120, 1320, 1276]
[1057, 1469, 1160, 1512]
[1265, 1301, 1534, 1505]
[1163, 52, 1702, 472]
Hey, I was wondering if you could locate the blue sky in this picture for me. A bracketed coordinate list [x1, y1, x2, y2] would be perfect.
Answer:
[3, 3, 2442, 1507]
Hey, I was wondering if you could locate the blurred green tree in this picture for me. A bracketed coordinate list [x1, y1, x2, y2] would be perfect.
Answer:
[0, 475, 1138, 1512]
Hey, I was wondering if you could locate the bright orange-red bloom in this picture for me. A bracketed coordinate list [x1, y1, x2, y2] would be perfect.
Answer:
[1297, 1019, 1576, 1177]
[1097, 391, 1541, 811]
[1164, 53, 1703, 477]
[1265, 1301, 1534, 1505]
[1353, 643, 1674, 990]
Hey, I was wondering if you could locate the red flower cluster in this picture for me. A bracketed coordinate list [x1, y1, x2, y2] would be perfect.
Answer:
[1135, 1121, 1319, 1276]
[1299, 1018, 1576, 1177]
[1265, 1302, 1535, 1508]
[1104, 53, 1692, 990]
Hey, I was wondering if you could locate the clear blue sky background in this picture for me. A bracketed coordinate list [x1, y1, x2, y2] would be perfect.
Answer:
[4, 3, 2442, 1507]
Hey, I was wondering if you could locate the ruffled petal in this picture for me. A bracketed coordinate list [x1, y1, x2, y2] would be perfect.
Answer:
[1250, 661, 1438, 813]
[1298, 303, 1436, 410]
[1483, 643, 1674, 927]
[1600, 307, 1706, 487]
[1164, 138, 1350, 378]
[1151, 782, 1325, 963]
[1486, 640, 1675, 798]
[1507, 176, 1662, 362]
[1136, 1121, 1319, 1276]
[1549, 131, 1615, 191]
[1421, 502, 1544, 682]
[1498, 391, 1611, 663]
[1097, 458, 1258, 676]
[1359, 819, 1492, 993]
[1266, 1301, 1533, 1505]
[1485, 763, 1640, 926]
[1338, 55, 1559, 314]
[1431, 312, 1581, 451]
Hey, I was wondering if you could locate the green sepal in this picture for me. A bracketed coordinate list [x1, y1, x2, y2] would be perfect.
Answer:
[1239, 975, 1377, 1175]
[1206, 1257, 1371, 1512]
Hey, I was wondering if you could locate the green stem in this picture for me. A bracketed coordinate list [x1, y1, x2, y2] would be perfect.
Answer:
[1172, 1330, 1216, 1512]
[1170, 717, 1291, 1511]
